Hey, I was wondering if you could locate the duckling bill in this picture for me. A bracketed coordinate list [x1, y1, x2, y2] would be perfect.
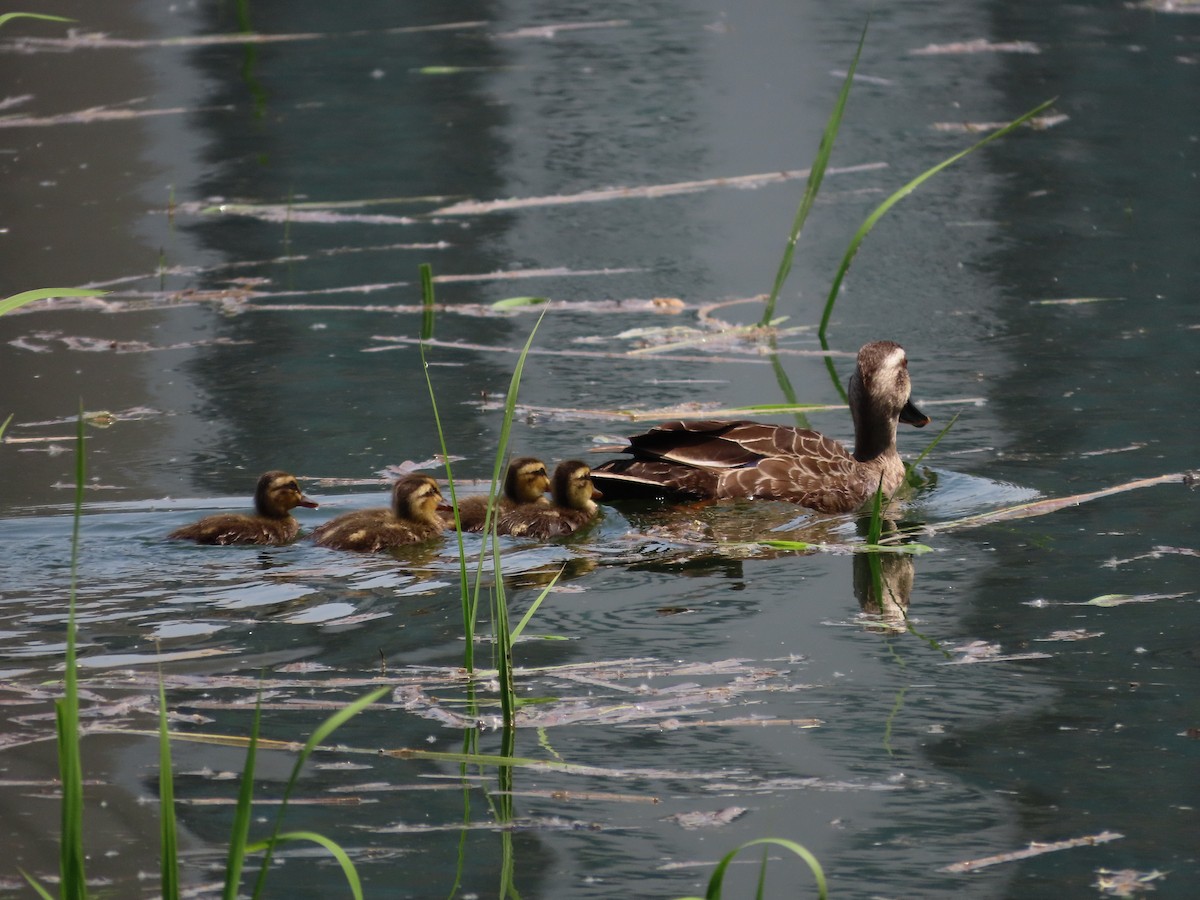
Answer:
[168, 471, 318, 545]
[311, 474, 447, 552]
[591, 341, 929, 514]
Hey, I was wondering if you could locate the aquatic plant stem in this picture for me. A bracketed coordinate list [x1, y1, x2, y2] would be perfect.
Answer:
[57, 408, 88, 900]
[818, 97, 1058, 351]
[760, 21, 868, 327]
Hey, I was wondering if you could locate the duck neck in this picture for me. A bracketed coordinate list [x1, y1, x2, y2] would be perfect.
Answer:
[255, 497, 287, 519]
[849, 372, 898, 463]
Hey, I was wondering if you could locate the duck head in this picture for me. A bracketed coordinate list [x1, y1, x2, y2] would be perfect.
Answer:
[392, 474, 445, 525]
[254, 471, 318, 518]
[848, 341, 929, 462]
[505, 457, 551, 503]
[552, 460, 602, 513]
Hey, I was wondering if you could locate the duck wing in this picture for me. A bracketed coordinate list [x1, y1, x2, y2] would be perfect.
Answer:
[593, 419, 862, 509]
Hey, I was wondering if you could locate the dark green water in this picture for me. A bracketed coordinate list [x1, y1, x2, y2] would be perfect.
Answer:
[1, 1, 1197, 897]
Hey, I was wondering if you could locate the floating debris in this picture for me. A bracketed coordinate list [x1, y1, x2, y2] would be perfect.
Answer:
[1093, 868, 1167, 898]
[933, 114, 1069, 133]
[494, 19, 630, 40]
[1033, 630, 1105, 642]
[1081, 592, 1190, 608]
[665, 807, 748, 830]
[912, 39, 1041, 55]
[1031, 296, 1122, 306]
[9, 330, 251, 354]
[430, 162, 888, 216]
[940, 830, 1124, 873]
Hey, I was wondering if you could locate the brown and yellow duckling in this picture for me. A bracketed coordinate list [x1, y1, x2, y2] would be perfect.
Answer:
[496, 460, 602, 539]
[310, 474, 447, 552]
[454, 456, 551, 532]
[168, 470, 318, 545]
[591, 341, 930, 514]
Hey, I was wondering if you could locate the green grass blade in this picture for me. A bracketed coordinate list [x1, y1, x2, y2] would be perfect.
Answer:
[701, 837, 827, 900]
[158, 675, 180, 900]
[483, 313, 548, 726]
[491, 547, 515, 727]
[0, 412, 12, 442]
[17, 871, 55, 900]
[250, 687, 390, 898]
[56, 406, 88, 900]
[416, 265, 474, 670]
[0, 288, 106, 317]
[0, 13, 73, 29]
[419, 262, 436, 341]
[222, 690, 263, 900]
[246, 832, 364, 900]
[909, 412, 958, 470]
[818, 97, 1057, 344]
[760, 21, 868, 326]
[867, 477, 885, 545]
[510, 567, 562, 644]
[491, 296, 548, 310]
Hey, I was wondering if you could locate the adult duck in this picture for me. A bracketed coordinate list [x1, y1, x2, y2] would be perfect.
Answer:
[311, 474, 447, 551]
[454, 456, 550, 532]
[497, 460, 603, 539]
[168, 471, 318, 545]
[591, 341, 930, 514]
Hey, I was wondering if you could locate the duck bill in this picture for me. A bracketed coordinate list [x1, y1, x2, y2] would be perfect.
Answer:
[591, 486, 604, 501]
[899, 399, 930, 428]
[297, 495, 320, 509]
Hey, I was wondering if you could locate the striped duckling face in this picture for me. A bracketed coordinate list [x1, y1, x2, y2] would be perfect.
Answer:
[392, 475, 445, 526]
[256, 471, 319, 519]
[552, 460, 602, 514]
[505, 457, 551, 503]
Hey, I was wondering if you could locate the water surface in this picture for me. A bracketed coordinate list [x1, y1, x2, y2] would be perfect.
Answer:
[1, 1, 1198, 897]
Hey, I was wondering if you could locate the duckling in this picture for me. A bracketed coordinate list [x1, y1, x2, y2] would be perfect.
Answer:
[168, 471, 318, 545]
[454, 456, 550, 532]
[310, 474, 447, 552]
[496, 460, 602, 539]
[591, 341, 930, 514]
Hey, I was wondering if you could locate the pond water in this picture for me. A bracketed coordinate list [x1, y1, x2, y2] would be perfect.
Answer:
[2, 1, 1198, 898]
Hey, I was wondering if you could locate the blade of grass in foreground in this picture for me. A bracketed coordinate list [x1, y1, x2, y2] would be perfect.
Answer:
[0, 12, 73, 29]
[22, 410, 90, 897]
[158, 676, 180, 900]
[818, 98, 1057, 352]
[248, 686, 389, 898]
[417, 263, 475, 668]
[674, 837, 827, 900]
[759, 21, 869, 326]
[481, 312, 548, 729]
[0, 287, 107, 317]
[246, 832, 363, 900]
[221, 690, 263, 900]
[58, 408, 88, 900]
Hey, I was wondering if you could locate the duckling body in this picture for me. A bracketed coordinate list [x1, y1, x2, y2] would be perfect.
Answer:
[168, 471, 318, 545]
[591, 341, 930, 514]
[311, 475, 447, 552]
[496, 461, 602, 539]
[455, 457, 550, 532]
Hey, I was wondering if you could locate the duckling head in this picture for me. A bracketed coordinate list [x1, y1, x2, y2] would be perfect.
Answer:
[552, 460, 602, 513]
[505, 457, 551, 503]
[392, 474, 444, 525]
[255, 471, 319, 519]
